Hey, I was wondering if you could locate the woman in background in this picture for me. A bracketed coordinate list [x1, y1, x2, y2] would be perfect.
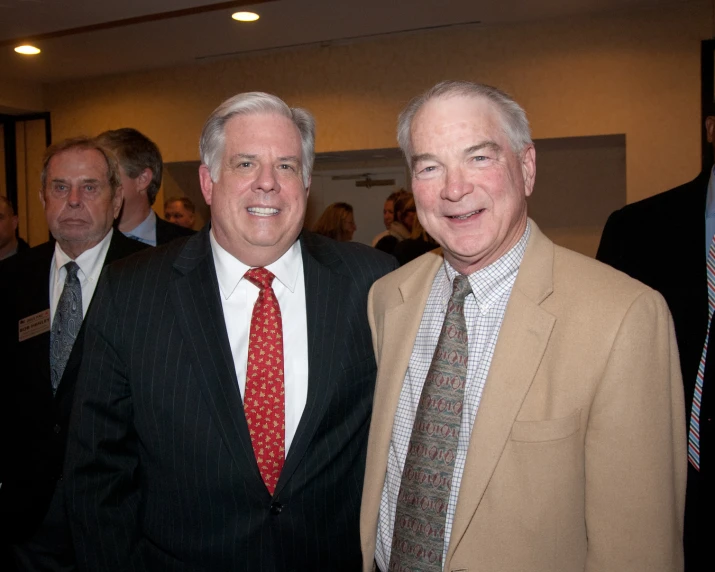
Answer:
[375, 193, 415, 255]
[371, 189, 409, 246]
[392, 214, 438, 266]
[313, 202, 357, 242]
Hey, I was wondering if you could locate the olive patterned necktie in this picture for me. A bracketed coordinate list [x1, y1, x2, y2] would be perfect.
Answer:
[389, 274, 472, 572]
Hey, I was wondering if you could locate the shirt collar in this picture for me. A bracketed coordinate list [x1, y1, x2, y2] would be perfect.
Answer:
[439, 221, 531, 314]
[707, 165, 715, 218]
[210, 229, 302, 300]
[54, 228, 113, 284]
[125, 210, 157, 246]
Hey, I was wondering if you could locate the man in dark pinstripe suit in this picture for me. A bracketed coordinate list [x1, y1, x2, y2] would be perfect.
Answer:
[64, 92, 396, 572]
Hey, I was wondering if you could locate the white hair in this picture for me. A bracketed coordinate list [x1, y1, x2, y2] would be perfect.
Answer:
[199, 92, 315, 187]
[397, 80, 532, 168]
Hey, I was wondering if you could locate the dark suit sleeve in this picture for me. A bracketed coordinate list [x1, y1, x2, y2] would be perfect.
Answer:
[64, 267, 144, 572]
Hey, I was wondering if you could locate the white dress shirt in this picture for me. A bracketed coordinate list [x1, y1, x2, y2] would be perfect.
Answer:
[124, 210, 157, 246]
[210, 230, 309, 453]
[49, 228, 114, 325]
[375, 222, 530, 571]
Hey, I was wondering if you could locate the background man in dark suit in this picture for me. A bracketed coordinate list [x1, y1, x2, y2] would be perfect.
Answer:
[65, 92, 396, 571]
[0, 196, 29, 260]
[164, 195, 196, 229]
[96, 127, 195, 245]
[0, 137, 147, 571]
[597, 115, 714, 571]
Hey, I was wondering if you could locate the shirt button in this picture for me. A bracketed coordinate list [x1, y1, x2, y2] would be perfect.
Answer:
[270, 502, 283, 515]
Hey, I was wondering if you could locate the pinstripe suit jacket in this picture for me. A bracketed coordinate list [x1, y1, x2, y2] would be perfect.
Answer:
[64, 227, 396, 572]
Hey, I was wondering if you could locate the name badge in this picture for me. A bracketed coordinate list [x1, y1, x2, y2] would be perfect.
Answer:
[19, 309, 51, 342]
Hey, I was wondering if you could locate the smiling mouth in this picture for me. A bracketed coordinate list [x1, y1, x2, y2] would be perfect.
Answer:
[247, 207, 280, 217]
[448, 209, 484, 220]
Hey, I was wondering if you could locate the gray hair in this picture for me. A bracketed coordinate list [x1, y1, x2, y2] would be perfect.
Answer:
[41, 136, 122, 198]
[96, 128, 163, 206]
[397, 80, 533, 167]
[199, 92, 315, 188]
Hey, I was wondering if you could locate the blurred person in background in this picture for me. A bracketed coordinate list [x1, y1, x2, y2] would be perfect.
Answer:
[0, 196, 29, 260]
[372, 189, 408, 246]
[164, 196, 197, 229]
[313, 201, 357, 241]
[392, 214, 438, 266]
[97, 128, 194, 245]
[375, 193, 415, 254]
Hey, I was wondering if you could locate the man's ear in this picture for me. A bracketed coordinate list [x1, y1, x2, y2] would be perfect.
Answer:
[112, 186, 124, 219]
[706, 117, 715, 144]
[38, 188, 46, 210]
[199, 165, 214, 206]
[136, 168, 153, 194]
[521, 145, 536, 198]
[305, 174, 311, 198]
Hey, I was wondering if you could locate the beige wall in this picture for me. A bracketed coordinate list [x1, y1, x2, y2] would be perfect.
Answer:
[15, 120, 49, 245]
[42, 2, 711, 209]
[0, 77, 44, 114]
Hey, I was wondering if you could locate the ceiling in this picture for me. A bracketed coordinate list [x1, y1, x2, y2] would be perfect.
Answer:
[0, 0, 694, 84]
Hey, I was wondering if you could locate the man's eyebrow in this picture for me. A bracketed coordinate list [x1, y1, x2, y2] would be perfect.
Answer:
[411, 152, 439, 165]
[276, 155, 300, 163]
[465, 141, 502, 154]
[228, 153, 257, 164]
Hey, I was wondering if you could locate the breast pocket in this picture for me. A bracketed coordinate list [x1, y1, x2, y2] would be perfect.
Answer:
[510, 409, 581, 442]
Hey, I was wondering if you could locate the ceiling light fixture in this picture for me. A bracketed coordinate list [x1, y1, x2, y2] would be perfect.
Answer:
[15, 45, 41, 55]
[232, 11, 259, 22]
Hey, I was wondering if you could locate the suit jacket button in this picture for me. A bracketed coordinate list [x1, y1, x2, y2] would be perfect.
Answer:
[53, 424, 61, 434]
[270, 502, 283, 515]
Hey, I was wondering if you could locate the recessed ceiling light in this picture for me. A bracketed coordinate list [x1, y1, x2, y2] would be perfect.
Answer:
[232, 11, 259, 22]
[14, 45, 41, 55]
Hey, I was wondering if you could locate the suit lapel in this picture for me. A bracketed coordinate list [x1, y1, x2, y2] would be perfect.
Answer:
[169, 228, 268, 499]
[275, 232, 349, 493]
[446, 222, 556, 562]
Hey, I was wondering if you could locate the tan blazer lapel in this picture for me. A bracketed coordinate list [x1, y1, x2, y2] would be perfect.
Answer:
[361, 251, 444, 566]
[446, 222, 557, 564]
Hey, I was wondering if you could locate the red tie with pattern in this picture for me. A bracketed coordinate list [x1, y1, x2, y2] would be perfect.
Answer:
[244, 268, 285, 495]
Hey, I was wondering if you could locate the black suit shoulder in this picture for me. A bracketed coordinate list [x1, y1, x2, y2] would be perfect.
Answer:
[103, 232, 192, 281]
[16, 236, 30, 253]
[106, 229, 150, 261]
[596, 172, 706, 272]
[601, 172, 706, 230]
[300, 230, 397, 282]
[155, 215, 196, 246]
[1, 240, 53, 272]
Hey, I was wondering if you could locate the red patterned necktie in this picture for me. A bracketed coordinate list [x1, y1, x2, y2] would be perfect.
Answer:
[244, 268, 285, 494]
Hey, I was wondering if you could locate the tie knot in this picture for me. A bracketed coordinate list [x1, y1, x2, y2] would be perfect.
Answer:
[245, 267, 275, 290]
[451, 274, 472, 302]
[64, 261, 80, 282]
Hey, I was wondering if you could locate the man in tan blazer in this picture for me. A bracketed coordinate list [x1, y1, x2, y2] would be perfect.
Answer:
[361, 80, 687, 572]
